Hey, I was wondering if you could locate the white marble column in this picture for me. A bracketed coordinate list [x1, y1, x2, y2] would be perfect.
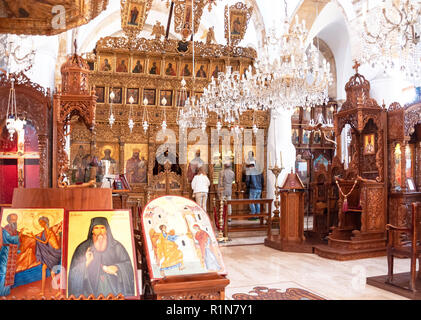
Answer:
[266, 109, 296, 211]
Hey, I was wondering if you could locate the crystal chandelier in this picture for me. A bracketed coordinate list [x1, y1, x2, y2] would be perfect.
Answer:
[196, 0, 331, 128]
[0, 34, 36, 74]
[6, 78, 26, 140]
[175, 0, 209, 132]
[360, 0, 421, 84]
[254, 0, 332, 113]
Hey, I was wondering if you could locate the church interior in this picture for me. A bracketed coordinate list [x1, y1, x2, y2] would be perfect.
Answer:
[0, 0, 421, 301]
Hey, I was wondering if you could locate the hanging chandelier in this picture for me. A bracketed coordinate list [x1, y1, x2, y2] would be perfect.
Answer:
[176, 0, 208, 132]
[6, 78, 26, 140]
[360, 0, 421, 84]
[142, 97, 150, 133]
[253, 0, 332, 113]
[128, 95, 135, 133]
[200, 0, 331, 126]
[108, 90, 116, 128]
[0, 34, 36, 74]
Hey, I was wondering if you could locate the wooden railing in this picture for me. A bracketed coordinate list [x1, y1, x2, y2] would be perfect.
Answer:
[220, 198, 273, 237]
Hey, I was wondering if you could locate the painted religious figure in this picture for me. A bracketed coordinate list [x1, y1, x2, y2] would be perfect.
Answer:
[212, 65, 220, 78]
[116, 58, 129, 73]
[100, 148, 118, 177]
[291, 128, 299, 144]
[314, 154, 329, 171]
[67, 214, 137, 298]
[149, 224, 185, 277]
[0, 208, 64, 298]
[302, 130, 310, 144]
[165, 62, 177, 76]
[313, 130, 322, 144]
[142, 196, 225, 280]
[95, 86, 105, 103]
[125, 148, 147, 184]
[195, 65, 207, 78]
[364, 133, 375, 155]
[192, 224, 221, 271]
[149, 61, 160, 75]
[128, 2, 142, 25]
[100, 57, 112, 72]
[187, 149, 206, 183]
[132, 58, 144, 73]
[181, 63, 192, 77]
[231, 15, 242, 35]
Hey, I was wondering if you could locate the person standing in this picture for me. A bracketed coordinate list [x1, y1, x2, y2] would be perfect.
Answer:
[191, 167, 210, 212]
[218, 163, 235, 217]
[245, 162, 264, 218]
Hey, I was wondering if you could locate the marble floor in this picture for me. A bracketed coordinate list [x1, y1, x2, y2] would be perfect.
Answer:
[220, 243, 411, 300]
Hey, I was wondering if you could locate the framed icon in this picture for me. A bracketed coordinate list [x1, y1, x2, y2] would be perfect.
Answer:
[160, 90, 173, 106]
[95, 86, 105, 103]
[143, 88, 156, 105]
[131, 57, 145, 74]
[126, 88, 139, 104]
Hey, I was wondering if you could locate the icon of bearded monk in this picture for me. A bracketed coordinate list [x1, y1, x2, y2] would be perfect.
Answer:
[67, 217, 135, 298]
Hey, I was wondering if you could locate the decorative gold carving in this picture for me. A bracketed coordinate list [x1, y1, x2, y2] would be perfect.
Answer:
[120, 0, 153, 39]
[173, 0, 209, 40]
[151, 21, 166, 41]
[0, 0, 108, 36]
[206, 26, 216, 45]
[224, 2, 253, 46]
[95, 36, 257, 60]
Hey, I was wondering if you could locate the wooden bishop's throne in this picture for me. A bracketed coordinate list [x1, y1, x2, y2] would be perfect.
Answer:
[315, 62, 388, 260]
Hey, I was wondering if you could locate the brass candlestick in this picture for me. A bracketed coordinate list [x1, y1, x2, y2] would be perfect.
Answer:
[269, 162, 284, 231]
[216, 195, 229, 243]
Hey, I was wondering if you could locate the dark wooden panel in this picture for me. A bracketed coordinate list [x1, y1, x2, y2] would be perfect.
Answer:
[12, 188, 113, 210]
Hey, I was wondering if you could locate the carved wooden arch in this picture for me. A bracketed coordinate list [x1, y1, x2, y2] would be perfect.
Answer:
[404, 102, 421, 137]
[0, 71, 51, 187]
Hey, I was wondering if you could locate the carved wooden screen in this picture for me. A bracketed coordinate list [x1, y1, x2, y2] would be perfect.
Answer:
[0, 72, 51, 203]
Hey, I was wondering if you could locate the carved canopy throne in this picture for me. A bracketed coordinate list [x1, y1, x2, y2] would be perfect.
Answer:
[53, 46, 97, 187]
[315, 62, 388, 260]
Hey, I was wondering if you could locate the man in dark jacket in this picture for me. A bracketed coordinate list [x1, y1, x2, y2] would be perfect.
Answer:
[245, 162, 264, 216]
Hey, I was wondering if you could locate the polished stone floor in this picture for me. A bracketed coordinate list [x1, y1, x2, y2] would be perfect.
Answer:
[220, 243, 411, 300]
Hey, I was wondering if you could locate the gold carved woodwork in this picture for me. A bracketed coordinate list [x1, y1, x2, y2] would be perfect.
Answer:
[173, 0, 208, 40]
[224, 2, 253, 46]
[0, 71, 51, 188]
[0, 0, 108, 36]
[68, 36, 268, 206]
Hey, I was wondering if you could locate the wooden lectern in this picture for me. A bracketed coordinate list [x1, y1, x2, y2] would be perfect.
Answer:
[265, 171, 313, 252]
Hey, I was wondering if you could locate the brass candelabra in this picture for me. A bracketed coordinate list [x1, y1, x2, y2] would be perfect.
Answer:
[269, 161, 285, 231]
[216, 193, 229, 243]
